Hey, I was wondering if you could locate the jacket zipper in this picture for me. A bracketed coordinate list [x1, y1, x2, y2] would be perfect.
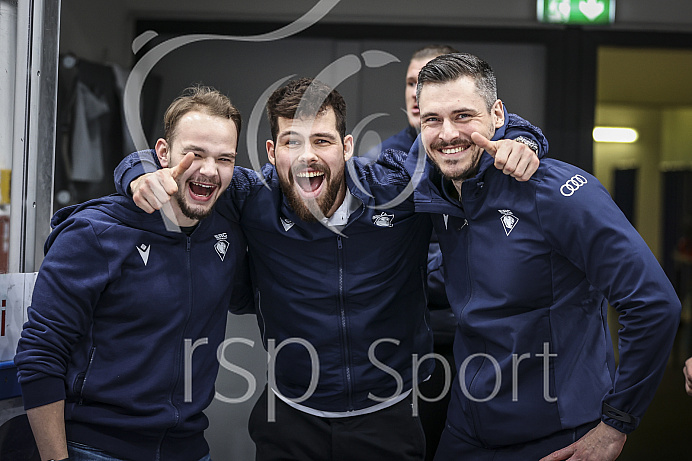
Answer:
[336, 235, 354, 410]
[459, 215, 488, 447]
[77, 346, 97, 405]
[158, 235, 191, 456]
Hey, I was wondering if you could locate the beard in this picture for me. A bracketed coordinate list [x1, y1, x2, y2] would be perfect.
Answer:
[427, 136, 483, 182]
[174, 175, 220, 222]
[279, 162, 344, 223]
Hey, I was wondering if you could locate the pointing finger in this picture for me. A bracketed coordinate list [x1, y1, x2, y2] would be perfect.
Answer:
[171, 152, 195, 180]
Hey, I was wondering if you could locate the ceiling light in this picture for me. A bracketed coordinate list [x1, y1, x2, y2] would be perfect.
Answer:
[593, 127, 639, 143]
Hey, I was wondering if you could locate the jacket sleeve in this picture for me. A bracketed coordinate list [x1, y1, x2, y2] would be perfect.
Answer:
[14, 218, 111, 410]
[505, 112, 549, 159]
[113, 149, 161, 197]
[113, 149, 266, 222]
[536, 163, 681, 434]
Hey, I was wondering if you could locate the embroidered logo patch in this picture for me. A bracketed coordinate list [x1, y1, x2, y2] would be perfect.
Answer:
[559, 174, 588, 197]
[136, 244, 150, 266]
[280, 216, 295, 232]
[372, 212, 394, 227]
[498, 210, 519, 236]
[214, 233, 229, 261]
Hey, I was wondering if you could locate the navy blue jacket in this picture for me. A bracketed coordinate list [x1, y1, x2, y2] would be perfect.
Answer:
[117, 151, 435, 413]
[114, 113, 547, 414]
[406, 121, 681, 447]
[15, 195, 249, 461]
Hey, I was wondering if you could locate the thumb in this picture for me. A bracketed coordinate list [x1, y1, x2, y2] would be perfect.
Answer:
[538, 443, 576, 461]
[471, 132, 498, 157]
[171, 151, 194, 180]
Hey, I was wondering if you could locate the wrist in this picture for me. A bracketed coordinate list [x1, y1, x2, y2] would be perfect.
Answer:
[513, 135, 539, 154]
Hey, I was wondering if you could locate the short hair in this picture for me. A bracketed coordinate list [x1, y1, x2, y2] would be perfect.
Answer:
[163, 85, 242, 144]
[416, 53, 498, 112]
[410, 44, 459, 62]
[266, 78, 347, 143]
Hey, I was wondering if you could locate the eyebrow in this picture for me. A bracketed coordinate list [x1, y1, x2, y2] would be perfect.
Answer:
[182, 144, 207, 153]
[420, 108, 476, 120]
[419, 111, 438, 120]
[278, 130, 338, 141]
[311, 132, 338, 141]
[183, 145, 236, 157]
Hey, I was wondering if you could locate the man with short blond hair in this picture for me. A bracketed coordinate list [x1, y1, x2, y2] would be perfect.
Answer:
[16, 86, 250, 461]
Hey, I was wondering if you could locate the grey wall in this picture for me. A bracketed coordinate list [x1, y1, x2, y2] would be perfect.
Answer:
[61, 0, 692, 68]
[140, 36, 546, 169]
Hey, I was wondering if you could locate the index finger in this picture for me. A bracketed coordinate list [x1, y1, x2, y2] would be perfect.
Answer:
[171, 152, 195, 180]
[471, 131, 498, 157]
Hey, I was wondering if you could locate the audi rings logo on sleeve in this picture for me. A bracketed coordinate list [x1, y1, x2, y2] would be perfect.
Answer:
[560, 175, 588, 197]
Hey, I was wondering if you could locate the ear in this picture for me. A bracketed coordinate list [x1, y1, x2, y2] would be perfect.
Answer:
[266, 139, 276, 166]
[155, 138, 170, 168]
[492, 99, 505, 129]
[342, 134, 354, 162]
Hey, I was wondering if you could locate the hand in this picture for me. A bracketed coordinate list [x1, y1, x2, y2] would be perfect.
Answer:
[539, 422, 626, 461]
[471, 132, 539, 181]
[683, 357, 692, 395]
[131, 152, 194, 213]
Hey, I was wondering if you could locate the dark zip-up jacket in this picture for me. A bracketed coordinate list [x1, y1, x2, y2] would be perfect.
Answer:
[113, 112, 546, 414]
[117, 151, 435, 413]
[405, 120, 681, 448]
[15, 195, 249, 461]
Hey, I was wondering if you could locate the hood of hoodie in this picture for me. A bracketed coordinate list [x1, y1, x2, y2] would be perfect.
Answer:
[46, 194, 177, 254]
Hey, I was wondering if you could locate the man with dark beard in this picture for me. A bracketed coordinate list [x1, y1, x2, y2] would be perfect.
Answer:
[15, 86, 250, 461]
[115, 77, 545, 460]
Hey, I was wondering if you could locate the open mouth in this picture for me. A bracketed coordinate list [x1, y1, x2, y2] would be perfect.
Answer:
[188, 181, 218, 202]
[294, 169, 325, 197]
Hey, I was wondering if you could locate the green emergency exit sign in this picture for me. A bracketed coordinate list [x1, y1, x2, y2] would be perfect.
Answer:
[538, 0, 615, 25]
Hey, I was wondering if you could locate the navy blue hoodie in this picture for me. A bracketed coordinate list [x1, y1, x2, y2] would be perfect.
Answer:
[406, 117, 681, 448]
[15, 195, 249, 461]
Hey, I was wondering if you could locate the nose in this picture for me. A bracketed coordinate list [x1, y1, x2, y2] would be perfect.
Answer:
[198, 156, 218, 178]
[296, 145, 319, 165]
[440, 118, 459, 142]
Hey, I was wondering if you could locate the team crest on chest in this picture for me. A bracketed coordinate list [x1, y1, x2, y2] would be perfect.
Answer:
[372, 212, 394, 227]
[214, 233, 229, 261]
[498, 210, 519, 236]
[280, 216, 295, 232]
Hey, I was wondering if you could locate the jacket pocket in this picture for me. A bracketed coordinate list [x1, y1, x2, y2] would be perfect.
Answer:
[73, 346, 96, 404]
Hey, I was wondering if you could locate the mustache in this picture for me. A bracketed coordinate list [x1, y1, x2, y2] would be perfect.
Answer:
[186, 175, 221, 187]
[289, 162, 330, 182]
[429, 137, 472, 151]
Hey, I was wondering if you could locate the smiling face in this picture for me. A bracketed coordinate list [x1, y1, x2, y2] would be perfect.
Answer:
[419, 76, 504, 185]
[156, 110, 237, 226]
[267, 108, 353, 222]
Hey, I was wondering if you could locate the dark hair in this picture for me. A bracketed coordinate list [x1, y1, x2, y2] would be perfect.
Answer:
[164, 85, 242, 144]
[410, 44, 459, 62]
[416, 53, 498, 112]
[266, 77, 347, 143]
